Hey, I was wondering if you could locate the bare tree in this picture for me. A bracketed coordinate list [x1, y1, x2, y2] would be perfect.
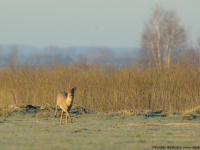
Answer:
[140, 4, 187, 68]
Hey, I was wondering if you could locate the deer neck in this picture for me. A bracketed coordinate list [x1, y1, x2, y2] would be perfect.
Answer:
[66, 92, 74, 103]
[68, 92, 74, 98]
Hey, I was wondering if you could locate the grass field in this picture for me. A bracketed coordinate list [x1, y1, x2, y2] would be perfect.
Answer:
[1, 106, 200, 150]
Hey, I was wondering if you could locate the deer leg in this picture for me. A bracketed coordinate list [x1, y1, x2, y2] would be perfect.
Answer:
[54, 104, 58, 117]
[60, 110, 64, 125]
[66, 114, 68, 125]
[66, 111, 72, 123]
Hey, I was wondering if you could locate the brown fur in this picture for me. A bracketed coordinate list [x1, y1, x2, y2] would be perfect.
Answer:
[54, 86, 77, 125]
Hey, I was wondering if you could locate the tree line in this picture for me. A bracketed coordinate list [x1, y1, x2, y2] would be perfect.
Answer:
[0, 4, 200, 70]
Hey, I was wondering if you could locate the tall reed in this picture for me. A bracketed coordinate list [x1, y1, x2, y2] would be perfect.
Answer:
[0, 62, 199, 113]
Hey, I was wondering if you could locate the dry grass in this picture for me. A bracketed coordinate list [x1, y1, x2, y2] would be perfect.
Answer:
[0, 62, 200, 113]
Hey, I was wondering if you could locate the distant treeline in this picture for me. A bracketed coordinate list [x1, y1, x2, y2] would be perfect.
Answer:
[0, 46, 139, 69]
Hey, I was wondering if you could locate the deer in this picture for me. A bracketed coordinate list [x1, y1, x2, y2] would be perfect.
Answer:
[54, 86, 77, 125]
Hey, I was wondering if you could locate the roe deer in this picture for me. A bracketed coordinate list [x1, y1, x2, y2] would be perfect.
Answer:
[54, 86, 77, 125]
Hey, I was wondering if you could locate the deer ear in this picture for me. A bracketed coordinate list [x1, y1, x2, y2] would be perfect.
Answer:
[68, 86, 70, 89]
[74, 87, 77, 91]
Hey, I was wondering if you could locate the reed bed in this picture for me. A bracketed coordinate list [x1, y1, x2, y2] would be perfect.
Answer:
[0, 62, 199, 113]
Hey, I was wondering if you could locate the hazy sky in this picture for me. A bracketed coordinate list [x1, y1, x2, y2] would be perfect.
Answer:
[0, 0, 200, 49]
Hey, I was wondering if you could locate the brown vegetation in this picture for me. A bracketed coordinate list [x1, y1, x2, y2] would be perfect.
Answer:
[0, 61, 199, 113]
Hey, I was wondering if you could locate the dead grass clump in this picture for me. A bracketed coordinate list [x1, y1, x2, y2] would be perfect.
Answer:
[181, 115, 195, 120]
[181, 111, 199, 120]
[144, 110, 153, 114]
[71, 105, 87, 114]
[117, 109, 143, 116]
[0, 105, 17, 117]
[153, 110, 165, 114]
[40, 106, 54, 111]
[181, 106, 200, 120]
[185, 106, 200, 114]
[193, 110, 200, 114]
[160, 111, 181, 117]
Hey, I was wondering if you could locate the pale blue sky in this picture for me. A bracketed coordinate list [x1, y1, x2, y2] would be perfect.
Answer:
[0, 0, 200, 49]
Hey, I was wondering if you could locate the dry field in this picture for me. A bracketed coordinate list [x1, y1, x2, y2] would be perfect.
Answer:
[0, 105, 200, 150]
